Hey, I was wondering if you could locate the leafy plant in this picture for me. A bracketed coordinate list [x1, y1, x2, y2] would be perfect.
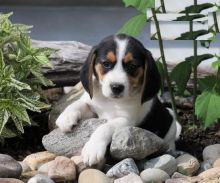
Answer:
[0, 12, 55, 138]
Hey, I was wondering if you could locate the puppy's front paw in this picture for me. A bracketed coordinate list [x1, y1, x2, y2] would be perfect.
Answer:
[81, 140, 106, 166]
[56, 110, 81, 133]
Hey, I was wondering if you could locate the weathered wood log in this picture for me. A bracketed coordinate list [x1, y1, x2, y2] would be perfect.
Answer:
[32, 40, 91, 87]
[32, 40, 212, 88]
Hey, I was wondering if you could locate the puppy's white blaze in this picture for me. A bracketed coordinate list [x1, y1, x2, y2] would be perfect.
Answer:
[115, 37, 128, 69]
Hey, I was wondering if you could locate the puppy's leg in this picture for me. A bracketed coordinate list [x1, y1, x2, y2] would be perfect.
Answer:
[81, 117, 130, 166]
[56, 93, 94, 133]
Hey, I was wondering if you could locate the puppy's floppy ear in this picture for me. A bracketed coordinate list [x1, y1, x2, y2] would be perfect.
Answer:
[141, 49, 161, 103]
[80, 46, 97, 99]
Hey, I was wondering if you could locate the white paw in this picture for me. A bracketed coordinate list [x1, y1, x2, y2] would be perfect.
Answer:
[81, 140, 106, 166]
[56, 109, 81, 133]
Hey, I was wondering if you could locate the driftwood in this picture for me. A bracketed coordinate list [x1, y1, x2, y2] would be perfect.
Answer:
[32, 40, 211, 87]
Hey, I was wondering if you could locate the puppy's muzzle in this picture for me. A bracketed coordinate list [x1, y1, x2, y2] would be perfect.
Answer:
[110, 83, 125, 97]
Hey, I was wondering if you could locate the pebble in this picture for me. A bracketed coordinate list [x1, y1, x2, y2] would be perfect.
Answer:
[171, 172, 187, 179]
[198, 161, 212, 173]
[144, 154, 177, 176]
[23, 151, 56, 171]
[0, 178, 24, 183]
[140, 168, 170, 183]
[18, 161, 31, 173]
[110, 127, 168, 160]
[198, 167, 220, 178]
[42, 119, 106, 157]
[38, 161, 53, 174]
[114, 173, 143, 183]
[203, 144, 220, 165]
[71, 156, 87, 174]
[106, 158, 139, 178]
[165, 178, 194, 183]
[0, 154, 22, 178]
[213, 158, 220, 168]
[27, 174, 55, 183]
[78, 169, 111, 183]
[48, 156, 76, 181]
[176, 154, 200, 176]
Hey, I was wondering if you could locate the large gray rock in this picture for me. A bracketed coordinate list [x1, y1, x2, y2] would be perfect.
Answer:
[106, 158, 139, 178]
[203, 144, 220, 165]
[0, 154, 22, 178]
[144, 154, 177, 176]
[110, 127, 169, 160]
[48, 82, 84, 130]
[42, 118, 106, 157]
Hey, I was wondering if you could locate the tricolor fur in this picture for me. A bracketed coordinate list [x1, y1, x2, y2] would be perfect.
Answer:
[56, 34, 182, 166]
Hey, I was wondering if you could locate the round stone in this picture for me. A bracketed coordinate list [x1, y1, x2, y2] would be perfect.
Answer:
[27, 174, 55, 183]
[203, 144, 220, 165]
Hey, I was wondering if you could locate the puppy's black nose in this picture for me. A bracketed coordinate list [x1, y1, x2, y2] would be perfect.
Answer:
[110, 83, 125, 95]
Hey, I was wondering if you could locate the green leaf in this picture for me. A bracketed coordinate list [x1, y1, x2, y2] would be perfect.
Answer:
[123, 0, 154, 13]
[0, 126, 17, 138]
[170, 60, 192, 95]
[11, 115, 24, 133]
[180, 3, 214, 13]
[118, 13, 147, 37]
[0, 109, 9, 134]
[185, 54, 214, 66]
[9, 77, 31, 90]
[175, 30, 209, 40]
[0, 49, 5, 70]
[175, 14, 206, 21]
[198, 75, 217, 92]
[33, 53, 50, 65]
[212, 56, 220, 68]
[195, 91, 220, 127]
[31, 69, 54, 87]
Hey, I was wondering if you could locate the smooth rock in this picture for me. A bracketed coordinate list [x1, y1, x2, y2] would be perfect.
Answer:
[19, 161, 31, 173]
[22, 171, 43, 179]
[0, 154, 22, 178]
[166, 150, 186, 158]
[213, 158, 220, 168]
[176, 154, 200, 176]
[71, 156, 87, 173]
[78, 169, 111, 183]
[198, 167, 220, 178]
[171, 172, 187, 179]
[165, 178, 193, 183]
[23, 151, 56, 171]
[114, 173, 143, 183]
[48, 156, 76, 181]
[203, 144, 220, 165]
[0, 178, 24, 183]
[27, 174, 55, 183]
[198, 161, 212, 173]
[38, 161, 54, 174]
[110, 127, 168, 160]
[48, 82, 84, 130]
[106, 158, 139, 178]
[140, 168, 170, 183]
[42, 118, 106, 157]
[144, 154, 177, 176]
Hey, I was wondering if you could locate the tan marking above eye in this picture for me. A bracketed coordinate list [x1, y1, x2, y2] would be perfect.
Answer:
[95, 63, 105, 81]
[124, 52, 134, 63]
[106, 51, 116, 63]
[128, 67, 144, 88]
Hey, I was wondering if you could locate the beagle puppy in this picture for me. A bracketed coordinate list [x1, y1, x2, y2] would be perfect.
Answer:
[56, 34, 182, 166]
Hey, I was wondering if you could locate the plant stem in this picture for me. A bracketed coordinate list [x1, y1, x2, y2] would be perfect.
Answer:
[213, 12, 219, 32]
[193, 40, 198, 124]
[151, 8, 178, 119]
[194, 0, 197, 6]
[160, 0, 166, 13]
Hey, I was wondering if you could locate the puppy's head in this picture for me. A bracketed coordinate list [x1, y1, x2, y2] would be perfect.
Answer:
[80, 34, 161, 103]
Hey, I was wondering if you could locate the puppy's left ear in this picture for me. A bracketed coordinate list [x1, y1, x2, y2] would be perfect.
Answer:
[141, 49, 161, 103]
[80, 46, 97, 99]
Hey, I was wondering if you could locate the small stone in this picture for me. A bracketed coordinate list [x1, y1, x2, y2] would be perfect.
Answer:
[0, 154, 22, 178]
[42, 119, 106, 157]
[171, 172, 187, 179]
[19, 161, 31, 173]
[22, 171, 42, 179]
[144, 154, 177, 176]
[166, 150, 186, 158]
[27, 174, 55, 183]
[198, 167, 220, 178]
[106, 158, 139, 178]
[176, 154, 200, 176]
[71, 156, 87, 173]
[165, 178, 192, 183]
[23, 151, 56, 171]
[198, 161, 212, 173]
[203, 144, 220, 165]
[38, 161, 54, 174]
[213, 158, 220, 168]
[0, 178, 24, 183]
[140, 168, 170, 183]
[48, 156, 76, 181]
[114, 173, 143, 183]
[110, 127, 168, 160]
[78, 169, 111, 183]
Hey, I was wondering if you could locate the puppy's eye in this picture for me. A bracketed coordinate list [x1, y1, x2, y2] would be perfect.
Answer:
[126, 63, 138, 72]
[102, 61, 112, 69]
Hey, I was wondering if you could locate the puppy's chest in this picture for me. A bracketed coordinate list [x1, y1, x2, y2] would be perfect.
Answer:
[90, 97, 141, 121]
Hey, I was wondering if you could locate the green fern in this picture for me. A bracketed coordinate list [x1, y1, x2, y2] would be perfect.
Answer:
[0, 12, 55, 138]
